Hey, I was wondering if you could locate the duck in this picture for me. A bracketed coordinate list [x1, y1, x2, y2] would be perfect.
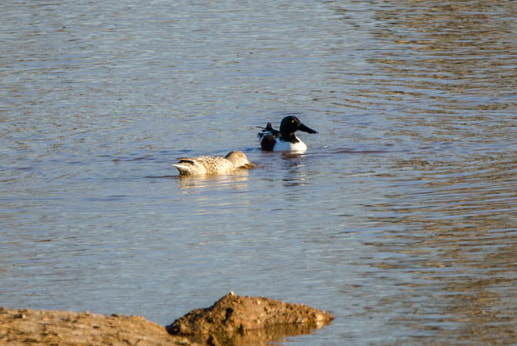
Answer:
[173, 150, 254, 176]
[257, 116, 317, 153]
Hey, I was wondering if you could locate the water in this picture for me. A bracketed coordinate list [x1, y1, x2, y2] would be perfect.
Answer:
[1, 0, 516, 344]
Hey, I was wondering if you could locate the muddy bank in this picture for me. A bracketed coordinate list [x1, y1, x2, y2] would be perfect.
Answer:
[0, 292, 333, 345]
[0, 307, 191, 346]
[167, 292, 334, 345]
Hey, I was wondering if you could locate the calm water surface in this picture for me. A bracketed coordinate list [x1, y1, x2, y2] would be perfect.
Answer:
[1, 0, 516, 344]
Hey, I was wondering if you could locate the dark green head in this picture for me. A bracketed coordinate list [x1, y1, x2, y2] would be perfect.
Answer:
[279, 116, 317, 142]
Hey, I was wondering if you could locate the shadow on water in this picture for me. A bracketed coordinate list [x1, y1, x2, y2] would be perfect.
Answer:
[342, 0, 517, 343]
[366, 154, 517, 342]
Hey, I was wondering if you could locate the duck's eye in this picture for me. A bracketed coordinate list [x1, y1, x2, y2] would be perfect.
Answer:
[291, 119, 295, 123]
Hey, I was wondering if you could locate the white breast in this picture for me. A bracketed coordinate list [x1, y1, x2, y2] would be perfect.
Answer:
[274, 138, 307, 153]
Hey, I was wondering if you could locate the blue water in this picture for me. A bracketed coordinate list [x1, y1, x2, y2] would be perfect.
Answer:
[1, 0, 516, 344]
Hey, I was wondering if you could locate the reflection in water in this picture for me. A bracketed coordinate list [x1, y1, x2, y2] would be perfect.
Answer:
[369, 155, 516, 342]
[353, 1, 517, 343]
[177, 171, 250, 192]
[191, 323, 324, 346]
[369, 0, 516, 114]
[280, 154, 308, 188]
[175, 171, 251, 220]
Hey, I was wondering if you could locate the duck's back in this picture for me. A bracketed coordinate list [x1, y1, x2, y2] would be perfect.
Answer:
[198, 156, 234, 174]
[173, 156, 233, 175]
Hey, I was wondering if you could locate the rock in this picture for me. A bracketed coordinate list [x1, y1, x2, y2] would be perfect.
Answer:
[166, 292, 334, 345]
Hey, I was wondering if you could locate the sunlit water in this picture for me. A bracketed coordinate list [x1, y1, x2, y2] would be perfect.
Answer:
[1, 0, 516, 344]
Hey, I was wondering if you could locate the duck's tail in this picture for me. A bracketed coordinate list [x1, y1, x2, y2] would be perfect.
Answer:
[257, 122, 280, 139]
[173, 159, 204, 176]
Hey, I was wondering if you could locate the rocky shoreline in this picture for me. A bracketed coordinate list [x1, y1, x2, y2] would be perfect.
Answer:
[0, 292, 334, 345]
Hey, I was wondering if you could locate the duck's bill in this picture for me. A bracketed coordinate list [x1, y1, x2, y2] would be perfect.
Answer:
[299, 123, 318, 134]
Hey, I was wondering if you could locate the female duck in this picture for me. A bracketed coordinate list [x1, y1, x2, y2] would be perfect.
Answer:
[173, 150, 254, 176]
[258, 116, 317, 153]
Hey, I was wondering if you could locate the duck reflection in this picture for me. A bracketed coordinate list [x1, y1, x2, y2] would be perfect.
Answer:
[177, 169, 250, 192]
[280, 152, 309, 188]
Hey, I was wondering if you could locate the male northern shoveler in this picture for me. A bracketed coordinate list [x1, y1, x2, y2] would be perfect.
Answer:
[258, 116, 317, 153]
[173, 150, 254, 176]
